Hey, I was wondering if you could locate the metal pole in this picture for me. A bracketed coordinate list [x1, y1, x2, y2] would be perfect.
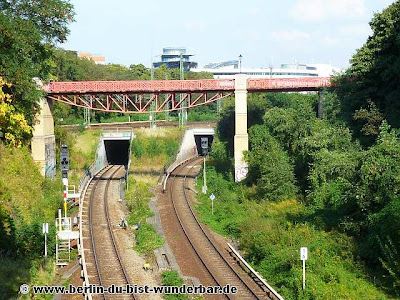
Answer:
[44, 232, 47, 258]
[303, 259, 306, 290]
[212, 197, 214, 215]
[58, 209, 62, 231]
[180, 53, 187, 126]
[203, 156, 207, 194]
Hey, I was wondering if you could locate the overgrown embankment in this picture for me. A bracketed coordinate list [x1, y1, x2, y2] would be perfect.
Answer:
[125, 128, 181, 254]
[0, 127, 101, 298]
[55, 126, 100, 187]
[0, 145, 62, 298]
[194, 91, 395, 299]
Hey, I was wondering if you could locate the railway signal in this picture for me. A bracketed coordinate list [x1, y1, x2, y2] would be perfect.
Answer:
[60, 144, 69, 218]
[60, 144, 69, 173]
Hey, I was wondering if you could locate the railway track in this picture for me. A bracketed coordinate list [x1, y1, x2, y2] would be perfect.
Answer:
[168, 158, 270, 300]
[81, 165, 135, 300]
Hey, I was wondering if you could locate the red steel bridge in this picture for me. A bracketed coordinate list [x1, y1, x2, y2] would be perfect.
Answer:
[44, 77, 332, 114]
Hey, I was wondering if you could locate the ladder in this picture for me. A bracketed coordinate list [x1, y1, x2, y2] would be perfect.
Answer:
[56, 236, 71, 266]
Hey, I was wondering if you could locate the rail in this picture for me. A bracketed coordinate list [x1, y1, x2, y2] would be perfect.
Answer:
[88, 166, 135, 300]
[227, 243, 284, 300]
[168, 158, 265, 299]
[181, 159, 262, 299]
[78, 166, 105, 300]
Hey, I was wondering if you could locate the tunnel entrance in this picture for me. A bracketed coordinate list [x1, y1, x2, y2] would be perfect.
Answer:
[104, 139, 130, 165]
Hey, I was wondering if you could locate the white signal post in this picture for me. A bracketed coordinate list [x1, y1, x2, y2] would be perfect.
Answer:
[202, 156, 207, 194]
[210, 193, 215, 215]
[200, 137, 209, 194]
[42, 223, 49, 258]
[300, 247, 308, 290]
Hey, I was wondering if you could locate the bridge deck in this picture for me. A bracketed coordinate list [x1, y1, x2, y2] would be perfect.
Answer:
[44, 77, 332, 94]
[43, 77, 332, 113]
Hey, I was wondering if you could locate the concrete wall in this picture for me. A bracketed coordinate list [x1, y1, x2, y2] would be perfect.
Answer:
[31, 98, 56, 177]
[166, 129, 199, 174]
[77, 135, 108, 195]
[165, 128, 214, 174]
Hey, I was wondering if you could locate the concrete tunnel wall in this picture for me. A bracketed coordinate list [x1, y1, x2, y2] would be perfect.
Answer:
[104, 139, 130, 165]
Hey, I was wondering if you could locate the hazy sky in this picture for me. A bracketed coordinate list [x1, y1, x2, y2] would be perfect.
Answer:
[62, 0, 395, 69]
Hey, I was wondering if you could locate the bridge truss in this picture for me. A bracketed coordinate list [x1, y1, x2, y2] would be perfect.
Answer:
[46, 92, 233, 114]
[44, 77, 331, 113]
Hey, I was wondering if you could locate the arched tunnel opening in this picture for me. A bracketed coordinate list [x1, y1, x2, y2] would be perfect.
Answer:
[104, 139, 130, 165]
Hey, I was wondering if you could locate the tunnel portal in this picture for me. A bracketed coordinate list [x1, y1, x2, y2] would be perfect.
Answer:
[104, 139, 130, 165]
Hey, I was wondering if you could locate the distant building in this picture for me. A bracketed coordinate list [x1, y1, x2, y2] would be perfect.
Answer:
[153, 47, 198, 71]
[193, 61, 341, 79]
[78, 52, 106, 64]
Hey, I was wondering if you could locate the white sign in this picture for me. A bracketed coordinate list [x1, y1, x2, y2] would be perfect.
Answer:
[42, 223, 49, 234]
[202, 186, 207, 194]
[209, 193, 215, 201]
[300, 247, 308, 260]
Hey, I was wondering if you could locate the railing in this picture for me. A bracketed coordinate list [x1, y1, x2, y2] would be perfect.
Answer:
[227, 243, 284, 300]
[44, 79, 235, 94]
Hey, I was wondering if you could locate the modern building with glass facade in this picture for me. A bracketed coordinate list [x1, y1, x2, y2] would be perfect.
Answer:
[153, 47, 198, 71]
[193, 61, 341, 79]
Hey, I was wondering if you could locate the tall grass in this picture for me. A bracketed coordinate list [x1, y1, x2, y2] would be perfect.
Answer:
[126, 128, 181, 254]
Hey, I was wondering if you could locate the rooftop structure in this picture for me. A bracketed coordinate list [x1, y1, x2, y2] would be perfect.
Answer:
[153, 47, 198, 71]
[193, 61, 341, 79]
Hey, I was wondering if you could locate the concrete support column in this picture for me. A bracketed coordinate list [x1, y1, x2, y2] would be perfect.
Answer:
[234, 75, 249, 182]
[31, 97, 56, 177]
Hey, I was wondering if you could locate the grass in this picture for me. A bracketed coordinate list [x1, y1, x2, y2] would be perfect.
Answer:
[125, 127, 181, 254]
[161, 270, 188, 300]
[194, 166, 390, 300]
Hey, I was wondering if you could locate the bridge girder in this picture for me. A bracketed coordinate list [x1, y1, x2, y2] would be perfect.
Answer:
[44, 77, 332, 113]
[46, 92, 233, 113]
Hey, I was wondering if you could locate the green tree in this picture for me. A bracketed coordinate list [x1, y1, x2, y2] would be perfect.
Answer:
[247, 125, 297, 202]
[335, 1, 400, 145]
[0, 77, 31, 147]
[0, 0, 74, 128]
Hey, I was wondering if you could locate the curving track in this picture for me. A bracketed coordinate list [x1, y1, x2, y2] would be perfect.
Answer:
[167, 158, 270, 300]
[81, 165, 135, 300]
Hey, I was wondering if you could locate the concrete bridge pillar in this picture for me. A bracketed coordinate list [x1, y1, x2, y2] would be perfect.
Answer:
[234, 75, 249, 182]
[31, 97, 56, 177]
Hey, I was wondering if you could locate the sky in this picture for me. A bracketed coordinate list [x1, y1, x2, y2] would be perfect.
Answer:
[62, 0, 396, 69]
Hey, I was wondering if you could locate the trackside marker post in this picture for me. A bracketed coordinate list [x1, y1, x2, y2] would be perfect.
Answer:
[42, 223, 49, 258]
[301, 247, 308, 290]
[210, 193, 215, 215]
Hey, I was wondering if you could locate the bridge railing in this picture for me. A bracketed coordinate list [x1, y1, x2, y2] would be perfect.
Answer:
[44, 79, 235, 94]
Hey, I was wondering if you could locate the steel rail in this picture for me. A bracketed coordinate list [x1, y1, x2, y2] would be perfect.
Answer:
[168, 158, 266, 299]
[181, 158, 264, 299]
[168, 159, 224, 296]
[88, 165, 136, 300]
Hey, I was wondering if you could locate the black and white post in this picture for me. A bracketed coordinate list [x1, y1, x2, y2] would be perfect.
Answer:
[60, 145, 70, 218]
[43, 223, 49, 258]
[300, 247, 308, 290]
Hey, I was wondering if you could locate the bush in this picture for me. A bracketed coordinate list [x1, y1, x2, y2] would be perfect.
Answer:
[247, 125, 297, 202]
[161, 270, 188, 300]
[134, 223, 164, 254]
